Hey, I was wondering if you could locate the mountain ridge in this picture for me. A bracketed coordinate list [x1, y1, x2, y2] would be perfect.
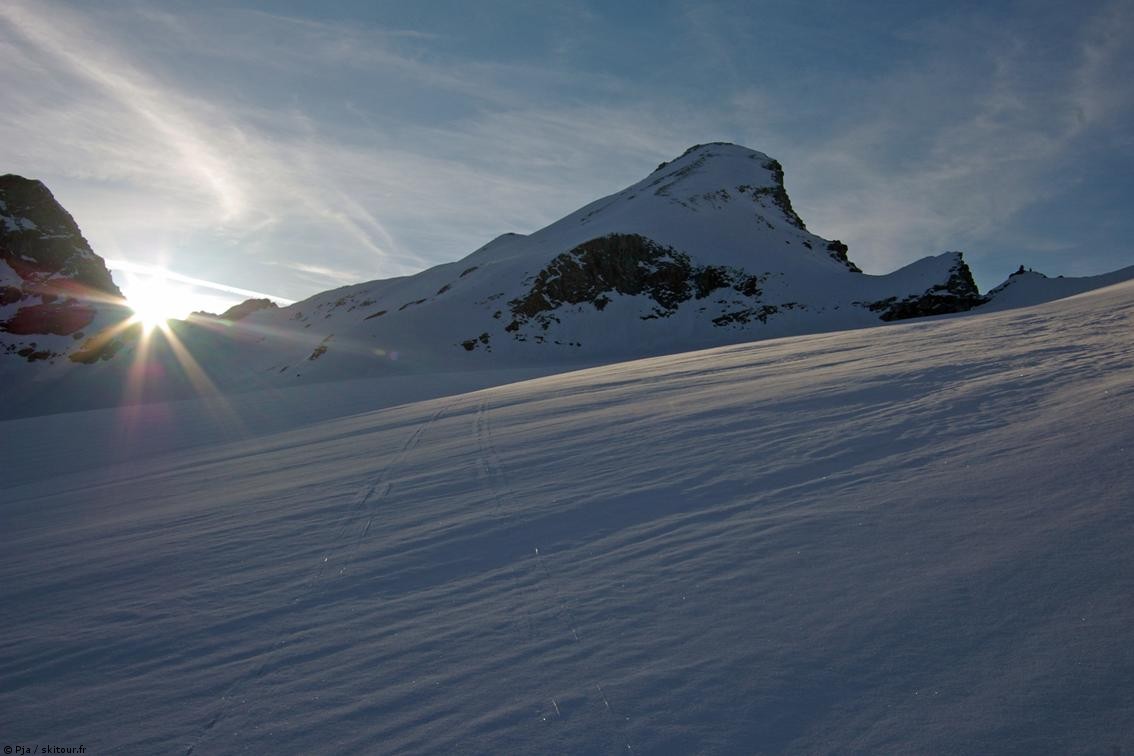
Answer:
[2, 143, 1132, 418]
[220, 143, 986, 375]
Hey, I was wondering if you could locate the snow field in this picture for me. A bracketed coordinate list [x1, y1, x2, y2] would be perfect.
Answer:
[2, 281, 1133, 753]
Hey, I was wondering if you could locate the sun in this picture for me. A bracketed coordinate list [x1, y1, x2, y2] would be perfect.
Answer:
[126, 274, 196, 333]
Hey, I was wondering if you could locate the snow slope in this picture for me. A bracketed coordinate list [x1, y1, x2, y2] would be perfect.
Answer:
[2, 279, 1133, 753]
[983, 265, 1134, 311]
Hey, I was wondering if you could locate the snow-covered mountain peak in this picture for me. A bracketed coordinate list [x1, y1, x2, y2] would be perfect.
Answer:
[510, 142, 851, 278]
[644, 142, 779, 192]
[617, 141, 811, 232]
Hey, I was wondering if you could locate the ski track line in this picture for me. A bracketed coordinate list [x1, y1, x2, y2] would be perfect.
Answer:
[184, 402, 451, 755]
[474, 399, 513, 519]
[329, 401, 453, 581]
[475, 399, 541, 642]
[475, 398, 633, 751]
[314, 401, 451, 583]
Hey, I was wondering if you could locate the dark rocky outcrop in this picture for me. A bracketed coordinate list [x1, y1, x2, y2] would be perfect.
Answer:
[868, 255, 985, 321]
[0, 175, 122, 299]
[307, 334, 333, 361]
[1, 302, 95, 335]
[1, 175, 130, 361]
[505, 233, 766, 334]
[825, 240, 861, 272]
[753, 158, 807, 231]
[461, 332, 492, 351]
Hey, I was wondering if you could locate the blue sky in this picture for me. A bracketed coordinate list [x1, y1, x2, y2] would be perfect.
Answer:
[2, 0, 1132, 313]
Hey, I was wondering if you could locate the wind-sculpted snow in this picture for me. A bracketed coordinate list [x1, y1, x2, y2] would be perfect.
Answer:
[3, 280, 1133, 753]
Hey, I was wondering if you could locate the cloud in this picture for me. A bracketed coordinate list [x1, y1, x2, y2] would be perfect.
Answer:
[1073, 0, 1134, 128]
[0, 1, 702, 300]
[274, 262, 371, 288]
[762, 2, 1134, 278]
[0, 2, 247, 218]
[105, 259, 293, 303]
[1, 0, 1128, 307]
[0, 1, 410, 284]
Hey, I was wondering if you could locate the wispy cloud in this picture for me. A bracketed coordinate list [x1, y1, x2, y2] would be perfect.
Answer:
[0, 1, 415, 290]
[762, 1, 1134, 281]
[0, 0, 703, 306]
[1073, 0, 1134, 129]
[106, 259, 293, 303]
[274, 261, 371, 288]
[0, 2, 246, 217]
[1, 0, 1129, 307]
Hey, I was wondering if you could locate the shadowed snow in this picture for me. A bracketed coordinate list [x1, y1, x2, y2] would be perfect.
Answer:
[2, 280, 1133, 753]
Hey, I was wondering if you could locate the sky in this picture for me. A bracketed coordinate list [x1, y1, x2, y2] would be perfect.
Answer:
[2, 0, 1132, 315]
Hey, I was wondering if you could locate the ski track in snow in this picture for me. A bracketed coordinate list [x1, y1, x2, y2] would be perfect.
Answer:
[2, 281, 1133, 753]
[473, 399, 512, 521]
[474, 397, 635, 750]
[319, 402, 453, 584]
[184, 402, 453, 755]
[473, 399, 538, 642]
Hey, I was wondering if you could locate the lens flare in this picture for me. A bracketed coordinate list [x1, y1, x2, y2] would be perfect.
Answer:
[125, 274, 197, 332]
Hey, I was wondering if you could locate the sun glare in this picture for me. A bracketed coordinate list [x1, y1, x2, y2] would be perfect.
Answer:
[126, 274, 196, 332]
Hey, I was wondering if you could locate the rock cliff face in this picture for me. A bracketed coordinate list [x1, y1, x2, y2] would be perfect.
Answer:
[867, 253, 986, 321]
[505, 233, 766, 333]
[0, 175, 129, 362]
